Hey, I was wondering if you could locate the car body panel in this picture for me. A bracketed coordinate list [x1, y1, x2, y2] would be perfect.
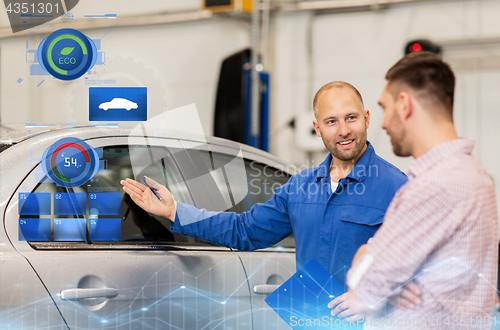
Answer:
[0, 238, 67, 328]
[4, 135, 253, 329]
[0, 127, 296, 329]
[237, 251, 296, 330]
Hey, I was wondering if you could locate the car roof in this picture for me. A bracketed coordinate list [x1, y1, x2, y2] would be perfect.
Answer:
[0, 124, 57, 151]
[0, 125, 296, 174]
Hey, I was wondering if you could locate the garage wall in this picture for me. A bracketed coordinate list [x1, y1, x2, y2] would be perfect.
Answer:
[273, 0, 500, 165]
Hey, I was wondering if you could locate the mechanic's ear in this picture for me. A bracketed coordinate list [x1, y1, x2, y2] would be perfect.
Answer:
[313, 120, 321, 137]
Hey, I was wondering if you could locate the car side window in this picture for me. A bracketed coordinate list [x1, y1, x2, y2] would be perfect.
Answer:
[198, 150, 295, 249]
[25, 145, 212, 246]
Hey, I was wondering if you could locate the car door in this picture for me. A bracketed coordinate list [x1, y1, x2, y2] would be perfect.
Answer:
[0, 229, 67, 328]
[197, 142, 297, 330]
[4, 136, 252, 330]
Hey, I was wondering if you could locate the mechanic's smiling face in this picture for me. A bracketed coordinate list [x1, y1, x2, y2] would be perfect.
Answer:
[313, 87, 370, 164]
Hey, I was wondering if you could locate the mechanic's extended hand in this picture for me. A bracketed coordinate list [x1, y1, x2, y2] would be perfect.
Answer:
[120, 177, 177, 221]
[388, 281, 422, 309]
[328, 291, 367, 321]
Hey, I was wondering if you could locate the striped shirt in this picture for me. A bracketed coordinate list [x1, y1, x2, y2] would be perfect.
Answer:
[348, 138, 498, 330]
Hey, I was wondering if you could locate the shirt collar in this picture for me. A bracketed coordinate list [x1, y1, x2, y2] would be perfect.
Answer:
[407, 138, 475, 179]
[316, 141, 375, 183]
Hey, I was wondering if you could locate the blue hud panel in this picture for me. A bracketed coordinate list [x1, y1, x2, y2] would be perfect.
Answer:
[89, 193, 121, 216]
[19, 218, 51, 241]
[89, 218, 121, 241]
[54, 193, 87, 215]
[265, 259, 350, 330]
[18, 193, 51, 215]
[89, 87, 147, 121]
[54, 218, 86, 241]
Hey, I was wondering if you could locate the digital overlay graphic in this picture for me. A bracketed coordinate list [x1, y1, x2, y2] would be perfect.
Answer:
[89, 87, 147, 121]
[41, 137, 100, 188]
[265, 259, 348, 329]
[37, 28, 97, 80]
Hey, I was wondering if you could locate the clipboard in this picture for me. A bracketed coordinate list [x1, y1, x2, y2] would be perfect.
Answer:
[265, 259, 355, 329]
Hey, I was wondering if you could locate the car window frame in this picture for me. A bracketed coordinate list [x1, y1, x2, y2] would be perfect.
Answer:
[207, 142, 296, 252]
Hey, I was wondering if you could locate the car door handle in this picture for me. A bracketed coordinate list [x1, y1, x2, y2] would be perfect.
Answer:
[253, 284, 280, 294]
[60, 288, 119, 301]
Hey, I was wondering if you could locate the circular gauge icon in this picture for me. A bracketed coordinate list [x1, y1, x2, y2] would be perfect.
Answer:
[38, 28, 97, 81]
[41, 137, 99, 188]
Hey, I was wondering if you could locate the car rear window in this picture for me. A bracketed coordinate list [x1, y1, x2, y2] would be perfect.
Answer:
[197, 150, 295, 249]
[23, 145, 213, 246]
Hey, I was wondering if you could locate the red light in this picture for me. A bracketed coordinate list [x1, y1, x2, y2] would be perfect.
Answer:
[412, 43, 422, 52]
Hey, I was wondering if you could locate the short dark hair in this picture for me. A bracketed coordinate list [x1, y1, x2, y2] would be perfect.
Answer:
[385, 52, 455, 118]
[313, 81, 364, 118]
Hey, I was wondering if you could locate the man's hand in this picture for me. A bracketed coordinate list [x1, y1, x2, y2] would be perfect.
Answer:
[328, 291, 367, 321]
[327, 244, 369, 321]
[388, 282, 422, 309]
[120, 177, 177, 221]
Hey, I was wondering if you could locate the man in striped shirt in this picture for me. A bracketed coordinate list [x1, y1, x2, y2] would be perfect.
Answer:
[329, 52, 498, 329]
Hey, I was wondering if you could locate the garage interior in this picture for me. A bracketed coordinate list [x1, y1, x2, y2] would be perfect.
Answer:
[0, 0, 499, 221]
[1, 0, 500, 328]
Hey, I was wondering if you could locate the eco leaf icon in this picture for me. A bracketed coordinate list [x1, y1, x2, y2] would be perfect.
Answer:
[58, 47, 75, 56]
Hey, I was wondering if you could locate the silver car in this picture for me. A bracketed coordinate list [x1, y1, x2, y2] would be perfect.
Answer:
[0, 126, 296, 329]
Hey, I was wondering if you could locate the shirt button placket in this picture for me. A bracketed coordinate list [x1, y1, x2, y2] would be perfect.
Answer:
[320, 179, 338, 270]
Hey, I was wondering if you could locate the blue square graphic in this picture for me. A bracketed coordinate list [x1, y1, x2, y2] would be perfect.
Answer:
[89, 218, 121, 241]
[89, 193, 122, 216]
[19, 193, 51, 216]
[54, 218, 86, 241]
[265, 259, 351, 329]
[19, 218, 51, 241]
[89, 87, 147, 121]
[54, 193, 87, 216]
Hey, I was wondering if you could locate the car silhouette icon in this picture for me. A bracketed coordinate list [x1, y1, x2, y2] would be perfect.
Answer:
[98, 98, 138, 111]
